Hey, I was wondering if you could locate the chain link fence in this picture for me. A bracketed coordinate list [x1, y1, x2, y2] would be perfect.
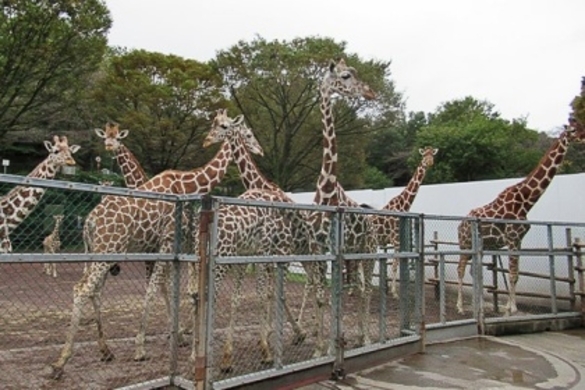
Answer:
[1, 174, 584, 389]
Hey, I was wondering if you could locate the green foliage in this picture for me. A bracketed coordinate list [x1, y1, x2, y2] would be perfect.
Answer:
[211, 36, 403, 191]
[363, 166, 393, 189]
[416, 97, 542, 183]
[0, 0, 111, 136]
[90, 49, 228, 174]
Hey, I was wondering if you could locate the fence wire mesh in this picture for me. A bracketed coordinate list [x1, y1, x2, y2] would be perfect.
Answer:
[1, 175, 585, 389]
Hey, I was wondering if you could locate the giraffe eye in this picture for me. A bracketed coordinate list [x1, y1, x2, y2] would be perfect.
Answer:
[341, 72, 351, 80]
[220, 124, 228, 129]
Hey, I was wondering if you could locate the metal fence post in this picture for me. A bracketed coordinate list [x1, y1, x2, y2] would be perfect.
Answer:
[574, 238, 585, 320]
[472, 219, 484, 334]
[566, 228, 576, 312]
[170, 200, 184, 379]
[331, 209, 345, 380]
[415, 215, 425, 348]
[194, 195, 213, 390]
[378, 243, 388, 343]
[399, 216, 411, 333]
[275, 262, 285, 369]
[547, 224, 558, 314]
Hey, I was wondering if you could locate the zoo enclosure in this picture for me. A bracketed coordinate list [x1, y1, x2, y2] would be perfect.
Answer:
[0, 174, 584, 389]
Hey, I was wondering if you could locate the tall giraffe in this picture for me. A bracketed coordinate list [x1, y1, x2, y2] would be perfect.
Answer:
[0, 136, 80, 253]
[50, 112, 264, 379]
[457, 117, 585, 315]
[88, 122, 150, 277]
[311, 58, 377, 346]
[43, 214, 64, 278]
[201, 110, 328, 361]
[372, 146, 438, 297]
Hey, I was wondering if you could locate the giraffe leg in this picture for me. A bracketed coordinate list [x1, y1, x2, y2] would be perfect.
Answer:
[220, 267, 244, 372]
[311, 263, 328, 357]
[356, 261, 373, 346]
[296, 276, 311, 328]
[504, 255, 519, 315]
[134, 262, 167, 361]
[51, 265, 110, 379]
[257, 264, 273, 365]
[390, 258, 399, 299]
[92, 292, 114, 362]
[456, 254, 471, 314]
[52, 263, 57, 278]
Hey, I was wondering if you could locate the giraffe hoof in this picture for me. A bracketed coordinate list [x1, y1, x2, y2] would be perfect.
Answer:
[100, 350, 115, 362]
[219, 365, 233, 374]
[292, 332, 306, 345]
[109, 264, 120, 276]
[50, 365, 64, 380]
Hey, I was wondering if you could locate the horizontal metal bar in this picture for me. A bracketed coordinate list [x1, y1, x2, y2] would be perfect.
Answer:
[0, 174, 189, 201]
[483, 249, 574, 257]
[214, 254, 336, 265]
[0, 253, 177, 263]
[484, 311, 581, 324]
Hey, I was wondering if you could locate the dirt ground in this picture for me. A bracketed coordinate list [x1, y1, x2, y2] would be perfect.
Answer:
[0, 261, 545, 389]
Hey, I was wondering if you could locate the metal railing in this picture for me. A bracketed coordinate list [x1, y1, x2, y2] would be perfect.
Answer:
[0, 174, 583, 389]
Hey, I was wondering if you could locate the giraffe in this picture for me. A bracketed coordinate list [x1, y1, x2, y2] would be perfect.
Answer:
[200, 109, 328, 361]
[0, 136, 80, 254]
[372, 146, 438, 298]
[310, 58, 377, 347]
[456, 117, 585, 315]
[50, 111, 264, 379]
[43, 214, 64, 278]
[90, 122, 150, 277]
[82, 180, 114, 275]
[187, 187, 320, 371]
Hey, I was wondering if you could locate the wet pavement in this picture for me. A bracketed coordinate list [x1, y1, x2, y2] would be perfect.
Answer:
[297, 329, 585, 389]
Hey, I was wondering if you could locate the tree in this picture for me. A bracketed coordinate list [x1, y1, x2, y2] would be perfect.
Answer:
[90, 49, 228, 174]
[211, 36, 403, 192]
[415, 97, 542, 183]
[0, 0, 111, 136]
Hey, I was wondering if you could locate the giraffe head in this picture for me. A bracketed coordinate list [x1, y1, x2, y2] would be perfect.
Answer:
[94, 122, 129, 152]
[203, 109, 264, 156]
[418, 146, 439, 168]
[53, 214, 64, 224]
[566, 117, 585, 143]
[44, 136, 80, 167]
[323, 58, 376, 100]
[99, 180, 114, 186]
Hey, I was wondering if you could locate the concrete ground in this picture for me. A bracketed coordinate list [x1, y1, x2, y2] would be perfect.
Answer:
[297, 328, 585, 389]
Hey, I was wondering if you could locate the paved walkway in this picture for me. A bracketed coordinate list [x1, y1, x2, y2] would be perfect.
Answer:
[297, 329, 585, 389]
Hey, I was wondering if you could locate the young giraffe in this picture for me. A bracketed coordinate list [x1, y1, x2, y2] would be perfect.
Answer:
[0, 136, 80, 254]
[187, 187, 320, 371]
[310, 58, 377, 347]
[457, 117, 585, 315]
[50, 113, 264, 379]
[43, 214, 64, 278]
[371, 146, 438, 298]
[201, 110, 328, 360]
[88, 122, 150, 277]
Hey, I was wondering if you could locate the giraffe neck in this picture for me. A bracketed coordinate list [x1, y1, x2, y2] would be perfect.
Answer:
[314, 83, 338, 206]
[52, 219, 62, 237]
[146, 140, 233, 194]
[384, 164, 428, 212]
[513, 135, 570, 214]
[115, 144, 148, 189]
[0, 159, 58, 233]
[232, 135, 280, 192]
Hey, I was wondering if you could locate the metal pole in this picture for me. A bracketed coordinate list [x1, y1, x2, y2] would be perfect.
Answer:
[331, 210, 345, 380]
[414, 216, 425, 349]
[547, 224, 558, 314]
[492, 255, 499, 314]
[378, 246, 387, 343]
[194, 195, 213, 390]
[439, 253, 446, 324]
[399, 216, 411, 333]
[472, 219, 484, 334]
[169, 201, 183, 379]
[566, 228, 576, 312]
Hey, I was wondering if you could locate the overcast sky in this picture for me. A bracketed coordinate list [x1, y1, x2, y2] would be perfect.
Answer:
[104, 0, 585, 133]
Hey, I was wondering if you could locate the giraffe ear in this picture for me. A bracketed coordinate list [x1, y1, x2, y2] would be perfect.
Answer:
[418, 148, 424, 155]
[433, 148, 439, 155]
[329, 60, 336, 72]
[43, 140, 53, 152]
[95, 128, 106, 138]
[233, 115, 245, 126]
[69, 145, 81, 154]
[118, 130, 129, 139]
